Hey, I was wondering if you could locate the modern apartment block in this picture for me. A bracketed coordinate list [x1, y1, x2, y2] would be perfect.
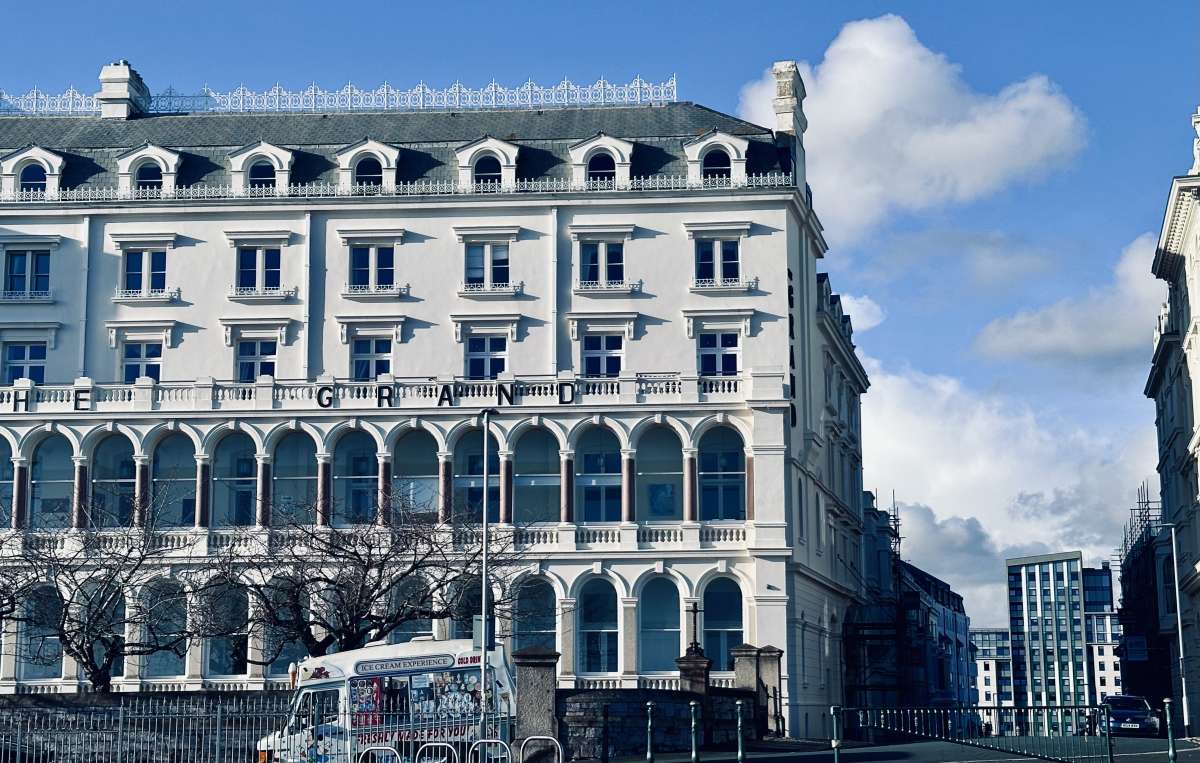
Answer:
[971, 628, 1013, 731]
[0, 59, 869, 736]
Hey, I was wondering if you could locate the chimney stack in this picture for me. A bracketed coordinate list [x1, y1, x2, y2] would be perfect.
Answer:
[96, 60, 150, 120]
[770, 60, 808, 189]
[1190, 105, 1200, 175]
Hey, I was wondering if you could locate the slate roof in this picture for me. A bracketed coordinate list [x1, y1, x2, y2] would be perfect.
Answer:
[0, 102, 786, 190]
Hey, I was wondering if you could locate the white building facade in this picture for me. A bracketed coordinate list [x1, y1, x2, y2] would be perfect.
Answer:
[0, 61, 868, 735]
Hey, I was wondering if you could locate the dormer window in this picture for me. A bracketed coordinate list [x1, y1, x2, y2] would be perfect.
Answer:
[702, 149, 732, 179]
[587, 153, 616, 183]
[474, 156, 502, 189]
[135, 164, 163, 191]
[354, 157, 383, 187]
[248, 162, 276, 189]
[19, 165, 46, 192]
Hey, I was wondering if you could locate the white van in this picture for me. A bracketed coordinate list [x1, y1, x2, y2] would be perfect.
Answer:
[257, 638, 515, 763]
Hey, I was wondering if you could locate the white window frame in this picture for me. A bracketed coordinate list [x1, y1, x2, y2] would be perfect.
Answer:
[453, 226, 522, 297]
[581, 333, 624, 379]
[3, 341, 47, 384]
[464, 334, 508, 380]
[224, 231, 296, 302]
[350, 337, 393, 381]
[116, 248, 180, 303]
[569, 224, 637, 295]
[235, 338, 277, 383]
[1, 249, 52, 302]
[337, 228, 408, 299]
[683, 222, 755, 293]
[122, 340, 162, 384]
[697, 331, 740, 377]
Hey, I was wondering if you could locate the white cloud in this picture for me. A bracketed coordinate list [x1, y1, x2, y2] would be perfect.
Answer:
[860, 355, 1156, 626]
[838, 293, 885, 332]
[975, 233, 1163, 368]
[737, 15, 1086, 245]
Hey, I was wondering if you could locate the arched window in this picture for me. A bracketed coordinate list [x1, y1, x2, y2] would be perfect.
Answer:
[248, 161, 276, 189]
[578, 578, 618, 673]
[639, 578, 680, 671]
[513, 429, 560, 524]
[273, 432, 317, 525]
[389, 577, 434, 644]
[19, 586, 63, 680]
[0, 438, 13, 529]
[450, 577, 484, 640]
[91, 435, 136, 528]
[576, 427, 621, 523]
[212, 433, 256, 527]
[30, 435, 72, 529]
[266, 580, 308, 677]
[635, 427, 682, 521]
[83, 584, 126, 678]
[143, 579, 187, 678]
[333, 431, 376, 526]
[701, 149, 731, 179]
[151, 434, 195, 528]
[354, 157, 383, 187]
[135, 163, 163, 190]
[473, 155, 502, 188]
[698, 427, 746, 521]
[393, 430, 439, 518]
[703, 578, 743, 671]
[205, 580, 249, 676]
[18, 164, 47, 192]
[586, 153, 616, 183]
[513, 579, 556, 652]
[453, 430, 499, 523]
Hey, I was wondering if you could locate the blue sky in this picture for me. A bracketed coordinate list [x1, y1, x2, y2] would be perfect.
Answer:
[6, 1, 1198, 624]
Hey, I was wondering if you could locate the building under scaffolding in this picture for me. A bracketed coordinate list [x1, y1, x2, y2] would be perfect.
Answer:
[1116, 483, 1174, 707]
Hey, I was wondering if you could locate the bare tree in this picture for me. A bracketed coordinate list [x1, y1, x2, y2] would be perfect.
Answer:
[211, 499, 526, 665]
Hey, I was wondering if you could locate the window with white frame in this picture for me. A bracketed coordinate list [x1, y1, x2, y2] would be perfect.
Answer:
[122, 341, 162, 383]
[464, 243, 509, 289]
[18, 165, 47, 192]
[236, 340, 276, 382]
[247, 161, 275, 189]
[3, 342, 46, 384]
[586, 153, 616, 183]
[694, 240, 739, 285]
[581, 334, 622, 378]
[236, 247, 281, 292]
[579, 242, 624, 286]
[348, 246, 395, 291]
[473, 156, 502, 187]
[698, 332, 739, 376]
[465, 336, 506, 379]
[4, 250, 50, 298]
[351, 338, 392, 381]
[354, 157, 383, 187]
[135, 163, 163, 191]
[122, 250, 167, 296]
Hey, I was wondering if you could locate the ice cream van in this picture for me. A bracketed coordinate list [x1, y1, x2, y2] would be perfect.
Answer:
[257, 638, 515, 763]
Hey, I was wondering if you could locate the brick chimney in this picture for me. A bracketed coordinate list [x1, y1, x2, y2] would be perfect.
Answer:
[96, 60, 150, 119]
[770, 61, 808, 187]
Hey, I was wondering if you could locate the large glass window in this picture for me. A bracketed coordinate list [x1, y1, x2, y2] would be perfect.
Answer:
[351, 338, 391, 381]
[635, 427, 683, 521]
[694, 240, 739, 284]
[123, 341, 162, 384]
[0, 438, 12, 529]
[473, 155, 502, 187]
[333, 431, 376, 525]
[703, 578, 743, 671]
[465, 336, 506, 380]
[582, 334, 622, 378]
[452, 430, 500, 523]
[30, 435, 72, 529]
[151, 434, 195, 527]
[18, 164, 47, 193]
[91, 435, 135, 528]
[579, 578, 618, 673]
[266, 583, 308, 677]
[701, 149, 731, 179]
[273, 432, 317, 525]
[205, 581, 249, 676]
[143, 579, 187, 677]
[513, 430, 559, 524]
[640, 578, 681, 672]
[354, 157, 383, 187]
[698, 427, 746, 521]
[135, 163, 163, 191]
[575, 428, 621, 523]
[463, 243, 510, 289]
[389, 577, 434, 644]
[212, 433, 256, 527]
[698, 332, 739, 376]
[586, 153, 616, 183]
[4, 342, 46, 384]
[19, 586, 63, 680]
[237, 340, 276, 383]
[4, 250, 50, 297]
[579, 242, 624, 286]
[450, 578, 484, 640]
[347, 246, 395, 292]
[513, 579, 556, 652]
[392, 430, 439, 518]
[123, 250, 167, 296]
[235, 247, 281, 292]
[248, 161, 276, 189]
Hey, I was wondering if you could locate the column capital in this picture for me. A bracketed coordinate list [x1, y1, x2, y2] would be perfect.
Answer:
[497, 449, 513, 461]
[438, 451, 453, 463]
[194, 454, 211, 464]
[376, 452, 393, 464]
[132, 454, 150, 466]
[682, 447, 698, 458]
[10, 457, 27, 467]
[72, 455, 89, 466]
[316, 453, 333, 464]
[255, 453, 272, 465]
[558, 449, 575, 460]
[621, 448, 636, 458]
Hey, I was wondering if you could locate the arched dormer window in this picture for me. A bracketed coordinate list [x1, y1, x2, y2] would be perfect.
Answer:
[248, 161, 276, 189]
[586, 153, 616, 183]
[473, 155, 502, 188]
[354, 157, 383, 187]
[701, 149, 731, 179]
[135, 163, 163, 190]
[19, 164, 46, 192]
[227, 140, 292, 196]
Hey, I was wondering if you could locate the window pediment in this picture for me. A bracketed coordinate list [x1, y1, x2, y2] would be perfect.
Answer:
[0, 321, 60, 349]
[683, 130, 750, 185]
[336, 227, 406, 247]
[567, 224, 635, 242]
[218, 317, 293, 347]
[228, 141, 293, 195]
[452, 225, 520, 243]
[568, 133, 634, 188]
[334, 315, 407, 344]
[105, 319, 178, 349]
[110, 232, 178, 250]
[455, 136, 520, 190]
[334, 138, 400, 171]
[565, 311, 638, 341]
[0, 234, 62, 251]
[681, 308, 755, 338]
[449, 313, 522, 342]
[224, 229, 294, 248]
[682, 221, 752, 240]
[116, 143, 181, 175]
[0, 145, 65, 176]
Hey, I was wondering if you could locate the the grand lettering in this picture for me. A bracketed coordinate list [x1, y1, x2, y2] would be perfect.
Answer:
[309, 381, 577, 408]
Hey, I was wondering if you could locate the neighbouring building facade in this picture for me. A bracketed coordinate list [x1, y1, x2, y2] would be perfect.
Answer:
[0, 60, 869, 735]
[1147, 104, 1200, 732]
[971, 628, 1013, 732]
[1116, 490, 1175, 710]
[897, 561, 973, 706]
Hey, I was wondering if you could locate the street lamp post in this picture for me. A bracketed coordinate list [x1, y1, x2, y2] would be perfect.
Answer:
[1164, 522, 1190, 736]
[479, 406, 498, 737]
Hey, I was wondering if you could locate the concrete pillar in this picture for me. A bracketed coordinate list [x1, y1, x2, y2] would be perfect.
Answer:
[185, 586, 205, 681]
[316, 454, 332, 526]
[745, 454, 755, 521]
[621, 450, 635, 523]
[377, 453, 392, 525]
[9, 458, 24, 530]
[682, 449, 697, 522]
[71, 457, 88, 529]
[676, 650, 712, 695]
[758, 645, 784, 736]
[256, 455, 272, 527]
[512, 647, 561, 758]
[558, 598, 576, 679]
[620, 597, 638, 684]
[133, 455, 149, 527]
[194, 455, 210, 528]
[437, 452, 452, 524]
[559, 451, 573, 524]
[0, 618, 17, 690]
[498, 453, 512, 524]
[732, 643, 764, 705]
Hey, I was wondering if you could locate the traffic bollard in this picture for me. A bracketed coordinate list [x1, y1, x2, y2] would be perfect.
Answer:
[735, 700, 745, 763]
[601, 705, 610, 763]
[645, 701, 655, 763]
[690, 700, 700, 763]
[1166, 698, 1177, 763]
[831, 706, 842, 763]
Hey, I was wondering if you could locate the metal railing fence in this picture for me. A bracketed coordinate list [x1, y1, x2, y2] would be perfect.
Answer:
[832, 704, 1116, 763]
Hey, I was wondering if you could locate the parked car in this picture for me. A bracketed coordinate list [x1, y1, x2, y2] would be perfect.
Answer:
[1101, 695, 1162, 737]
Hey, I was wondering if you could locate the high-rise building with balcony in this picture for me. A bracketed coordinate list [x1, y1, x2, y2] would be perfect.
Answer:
[0, 60, 869, 735]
